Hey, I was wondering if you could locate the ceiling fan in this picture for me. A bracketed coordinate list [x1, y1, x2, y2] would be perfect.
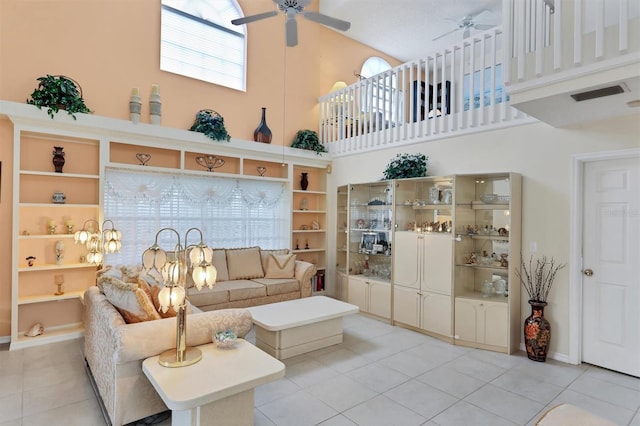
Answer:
[231, 0, 351, 47]
[432, 10, 498, 41]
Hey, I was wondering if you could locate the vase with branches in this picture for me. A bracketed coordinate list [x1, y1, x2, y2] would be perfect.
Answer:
[516, 255, 566, 362]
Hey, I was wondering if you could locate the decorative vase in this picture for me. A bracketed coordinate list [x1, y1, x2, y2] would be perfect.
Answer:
[524, 300, 550, 362]
[149, 84, 161, 125]
[129, 87, 142, 124]
[253, 107, 272, 143]
[300, 172, 309, 190]
[52, 146, 65, 173]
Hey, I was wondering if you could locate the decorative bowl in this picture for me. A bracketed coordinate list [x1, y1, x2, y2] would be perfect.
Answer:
[213, 330, 237, 349]
[480, 194, 498, 204]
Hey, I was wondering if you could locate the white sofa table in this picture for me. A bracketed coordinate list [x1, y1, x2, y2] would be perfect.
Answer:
[142, 340, 284, 426]
[247, 296, 359, 359]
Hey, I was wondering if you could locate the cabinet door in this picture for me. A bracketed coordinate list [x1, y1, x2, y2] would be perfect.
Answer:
[369, 281, 391, 319]
[454, 298, 478, 342]
[393, 285, 420, 327]
[482, 301, 508, 347]
[421, 292, 451, 337]
[335, 271, 347, 301]
[393, 232, 420, 289]
[348, 277, 368, 312]
[422, 234, 452, 294]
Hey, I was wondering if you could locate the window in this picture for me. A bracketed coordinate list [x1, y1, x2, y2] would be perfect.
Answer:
[103, 169, 290, 265]
[359, 57, 404, 124]
[161, 0, 246, 91]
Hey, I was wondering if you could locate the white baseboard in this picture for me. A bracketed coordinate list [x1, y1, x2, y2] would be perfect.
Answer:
[0, 336, 10, 344]
[519, 343, 572, 364]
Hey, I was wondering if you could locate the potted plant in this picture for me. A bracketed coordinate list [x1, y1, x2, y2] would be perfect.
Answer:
[382, 153, 428, 179]
[26, 74, 92, 119]
[516, 255, 566, 362]
[291, 129, 326, 155]
[189, 109, 231, 142]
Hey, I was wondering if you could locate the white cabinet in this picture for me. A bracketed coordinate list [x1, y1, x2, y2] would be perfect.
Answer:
[335, 270, 348, 302]
[348, 275, 391, 319]
[455, 297, 508, 348]
[393, 231, 453, 338]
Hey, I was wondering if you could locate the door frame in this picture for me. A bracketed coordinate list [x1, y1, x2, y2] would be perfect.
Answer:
[569, 148, 640, 365]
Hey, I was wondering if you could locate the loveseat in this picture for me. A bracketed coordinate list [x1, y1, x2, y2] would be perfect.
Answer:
[185, 246, 316, 311]
[83, 285, 254, 425]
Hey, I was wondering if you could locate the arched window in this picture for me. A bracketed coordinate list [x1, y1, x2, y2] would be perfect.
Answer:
[360, 57, 391, 79]
[359, 57, 403, 123]
[161, 0, 246, 91]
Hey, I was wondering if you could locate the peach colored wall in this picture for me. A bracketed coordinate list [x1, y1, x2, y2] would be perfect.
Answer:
[0, 0, 398, 337]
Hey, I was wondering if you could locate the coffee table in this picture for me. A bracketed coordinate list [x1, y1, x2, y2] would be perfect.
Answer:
[247, 296, 359, 359]
[142, 340, 284, 426]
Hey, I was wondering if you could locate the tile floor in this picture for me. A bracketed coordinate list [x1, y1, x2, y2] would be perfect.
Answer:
[1, 314, 639, 426]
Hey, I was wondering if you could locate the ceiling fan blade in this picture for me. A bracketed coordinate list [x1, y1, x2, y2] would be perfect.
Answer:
[286, 16, 298, 47]
[302, 11, 351, 31]
[432, 27, 461, 41]
[231, 11, 278, 25]
[473, 24, 496, 31]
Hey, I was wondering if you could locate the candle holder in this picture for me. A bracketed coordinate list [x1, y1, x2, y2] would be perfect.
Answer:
[48, 224, 56, 235]
[54, 275, 64, 295]
[66, 224, 74, 234]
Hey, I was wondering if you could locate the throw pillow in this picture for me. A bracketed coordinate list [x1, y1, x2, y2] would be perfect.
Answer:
[98, 275, 161, 324]
[225, 246, 264, 280]
[264, 253, 297, 278]
[211, 249, 230, 282]
[260, 248, 290, 272]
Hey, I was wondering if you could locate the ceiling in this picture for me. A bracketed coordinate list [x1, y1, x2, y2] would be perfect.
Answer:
[319, 0, 503, 62]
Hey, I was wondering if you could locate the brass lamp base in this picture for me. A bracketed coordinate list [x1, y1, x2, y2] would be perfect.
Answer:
[158, 346, 202, 368]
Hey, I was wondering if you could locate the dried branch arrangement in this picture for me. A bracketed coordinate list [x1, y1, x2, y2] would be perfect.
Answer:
[516, 255, 566, 302]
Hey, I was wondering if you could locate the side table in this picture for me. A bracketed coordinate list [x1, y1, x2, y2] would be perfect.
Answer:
[142, 339, 284, 426]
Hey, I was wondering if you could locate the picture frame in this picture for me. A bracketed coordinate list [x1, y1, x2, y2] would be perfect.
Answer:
[360, 232, 377, 253]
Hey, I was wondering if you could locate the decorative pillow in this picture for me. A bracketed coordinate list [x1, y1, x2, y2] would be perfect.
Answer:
[139, 274, 194, 318]
[98, 275, 161, 324]
[260, 249, 290, 272]
[211, 249, 230, 282]
[225, 247, 264, 280]
[264, 253, 297, 279]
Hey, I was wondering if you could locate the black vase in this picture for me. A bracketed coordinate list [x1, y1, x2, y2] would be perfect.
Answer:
[52, 146, 65, 173]
[253, 107, 272, 144]
[300, 172, 309, 190]
[524, 300, 550, 362]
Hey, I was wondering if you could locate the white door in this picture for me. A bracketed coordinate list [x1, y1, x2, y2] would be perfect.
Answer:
[583, 156, 640, 377]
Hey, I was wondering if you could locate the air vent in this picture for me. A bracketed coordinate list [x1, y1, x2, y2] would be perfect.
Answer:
[571, 85, 625, 102]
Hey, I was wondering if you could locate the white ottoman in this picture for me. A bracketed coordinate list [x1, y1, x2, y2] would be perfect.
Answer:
[247, 296, 359, 359]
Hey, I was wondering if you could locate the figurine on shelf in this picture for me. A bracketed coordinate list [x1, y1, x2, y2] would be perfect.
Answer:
[295, 240, 300, 250]
[54, 275, 64, 295]
[498, 227, 509, 237]
[26, 256, 36, 267]
[55, 240, 65, 265]
[312, 220, 320, 230]
[304, 240, 310, 250]
[500, 253, 509, 267]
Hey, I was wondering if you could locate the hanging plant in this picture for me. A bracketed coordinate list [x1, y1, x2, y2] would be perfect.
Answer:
[26, 74, 92, 119]
[189, 109, 231, 142]
[291, 129, 326, 155]
[382, 153, 428, 179]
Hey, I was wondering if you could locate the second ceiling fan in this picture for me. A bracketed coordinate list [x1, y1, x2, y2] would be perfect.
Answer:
[231, 0, 351, 47]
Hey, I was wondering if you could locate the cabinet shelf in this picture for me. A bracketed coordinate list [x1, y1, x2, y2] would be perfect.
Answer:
[20, 203, 99, 209]
[456, 263, 508, 271]
[19, 170, 100, 180]
[471, 202, 510, 210]
[412, 204, 452, 210]
[12, 323, 84, 350]
[292, 229, 326, 233]
[292, 248, 325, 253]
[292, 210, 325, 214]
[19, 234, 76, 240]
[293, 189, 326, 195]
[456, 292, 508, 303]
[18, 263, 97, 272]
[18, 290, 84, 305]
[350, 228, 391, 233]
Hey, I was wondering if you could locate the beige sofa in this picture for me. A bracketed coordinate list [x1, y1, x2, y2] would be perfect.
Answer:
[83, 286, 254, 426]
[186, 247, 316, 311]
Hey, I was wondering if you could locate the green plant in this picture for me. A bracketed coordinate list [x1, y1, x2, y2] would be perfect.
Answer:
[516, 255, 566, 302]
[189, 109, 231, 142]
[291, 129, 326, 155]
[26, 74, 92, 119]
[382, 153, 428, 179]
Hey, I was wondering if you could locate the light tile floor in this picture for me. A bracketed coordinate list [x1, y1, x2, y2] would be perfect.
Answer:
[1, 314, 639, 426]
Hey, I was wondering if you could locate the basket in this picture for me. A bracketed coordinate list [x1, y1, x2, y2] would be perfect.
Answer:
[189, 109, 231, 142]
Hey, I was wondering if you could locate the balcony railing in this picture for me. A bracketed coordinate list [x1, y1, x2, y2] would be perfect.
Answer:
[319, 27, 535, 157]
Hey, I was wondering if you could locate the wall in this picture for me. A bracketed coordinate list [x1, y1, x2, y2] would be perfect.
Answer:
[0, 0, 398, 338]
[328, 113, 640, 359]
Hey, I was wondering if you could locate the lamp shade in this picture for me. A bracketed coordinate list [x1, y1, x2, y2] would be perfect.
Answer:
[192, 263, 217, 290]
[157, 285, 185, 313]
[142, 246, 168, 271]
[329, 81, 348, 93]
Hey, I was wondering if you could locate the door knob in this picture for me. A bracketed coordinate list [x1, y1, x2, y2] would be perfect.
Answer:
[583, 269, 594, 277]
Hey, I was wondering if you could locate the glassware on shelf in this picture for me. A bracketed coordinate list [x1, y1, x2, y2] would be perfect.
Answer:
[429, 185, 441, 204]
[481, 280, 495, 297]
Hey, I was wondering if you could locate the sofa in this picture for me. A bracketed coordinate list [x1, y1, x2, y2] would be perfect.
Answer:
[185, 246, 316, 311]
[83, 285, 254, 426]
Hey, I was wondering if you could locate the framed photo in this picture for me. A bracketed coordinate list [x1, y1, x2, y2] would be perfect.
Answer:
[360, 232, 377, 253]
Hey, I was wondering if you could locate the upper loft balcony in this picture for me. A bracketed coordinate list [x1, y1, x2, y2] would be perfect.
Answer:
[319, 0, 639, 157]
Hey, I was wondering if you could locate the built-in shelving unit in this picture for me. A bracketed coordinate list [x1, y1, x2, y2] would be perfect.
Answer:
[3, 100, 331, 350]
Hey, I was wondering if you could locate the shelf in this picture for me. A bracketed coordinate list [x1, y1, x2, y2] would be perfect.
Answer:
[350, 274, 390, 285]
[293, 189, 326, 195]
[11, 323, 84, 351]
[412, 204, 452, 210]
[349, 251, 391, 257]
[466, 234, 510, 241]
[19, 203, 99, 208]
[292, 229, 326, 233]
[18, 290, 84, 305]
[292, 248, 325, 253]
[350, 228, 392, 232]
[18, 263, 97, 272]
[19, 233, 77, 240]
[471, 202, 510, 210]
[19, 170, 100, 179]
[456, 263, 508, 271]
[292, 209, 326, 214]
[456, 292, 509, 303]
